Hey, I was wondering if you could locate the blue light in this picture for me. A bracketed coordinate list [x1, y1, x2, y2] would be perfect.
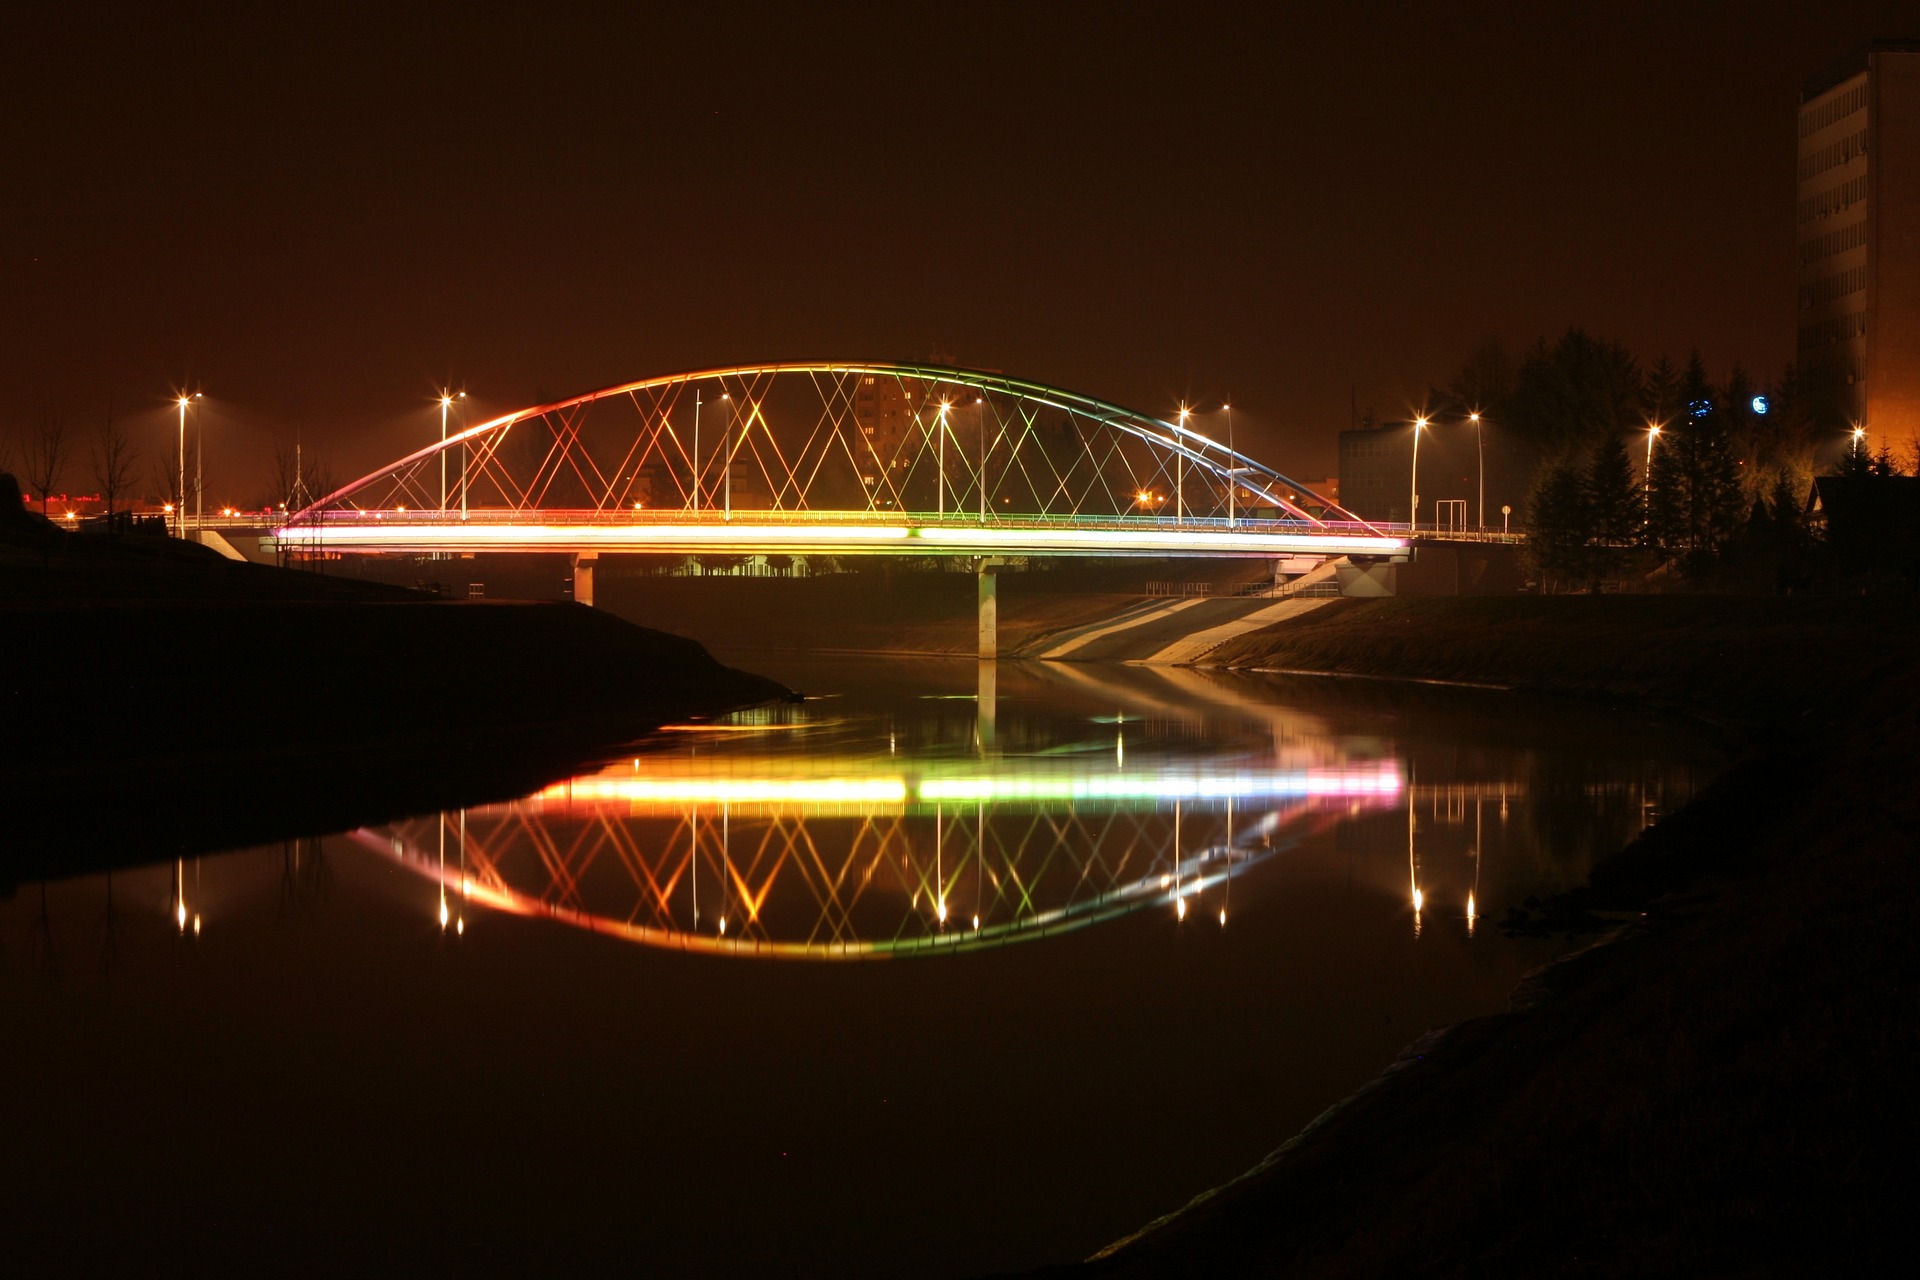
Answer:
[1688, 399, 1713, 419]
[1750, 394, 1771, 416]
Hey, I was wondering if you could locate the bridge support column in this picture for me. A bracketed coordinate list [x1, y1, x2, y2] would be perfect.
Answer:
[977, 557, 1002, 660]
[572, 552, 598, 607]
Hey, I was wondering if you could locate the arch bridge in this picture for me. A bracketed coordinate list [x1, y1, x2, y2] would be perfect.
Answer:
[271, 363, 1408, 648]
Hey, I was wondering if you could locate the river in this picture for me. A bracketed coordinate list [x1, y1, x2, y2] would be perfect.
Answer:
[0, 655, 1722, 1277]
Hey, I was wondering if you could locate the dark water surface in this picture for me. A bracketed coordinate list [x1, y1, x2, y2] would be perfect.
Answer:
[1, 657, 1721, 1277]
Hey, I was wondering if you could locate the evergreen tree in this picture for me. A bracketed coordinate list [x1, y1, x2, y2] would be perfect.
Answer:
[1584, 431, 1638, 583]
[1642, 355, 1681, 427]
[1506, 329, 1644, 464]
[1664, 353, 1745, 552]
[1646, 426, 1686, 550]
[1586, 431, 1639, 544]
[1525, 459, 1591, 588]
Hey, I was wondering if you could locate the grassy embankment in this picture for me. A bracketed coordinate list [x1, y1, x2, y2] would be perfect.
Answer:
[1032, 594, 1919, 1277]
[1, 498, 786, 886]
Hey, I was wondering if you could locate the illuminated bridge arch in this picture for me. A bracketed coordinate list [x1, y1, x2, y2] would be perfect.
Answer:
[279, 363, 1400, 559]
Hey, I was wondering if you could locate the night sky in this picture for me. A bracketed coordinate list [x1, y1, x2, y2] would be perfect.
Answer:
[7, 1, 1916, 499]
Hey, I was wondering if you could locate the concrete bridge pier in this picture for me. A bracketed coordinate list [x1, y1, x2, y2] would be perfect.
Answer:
[572, 552, 598, 606]
[977, 557, 1003, 659]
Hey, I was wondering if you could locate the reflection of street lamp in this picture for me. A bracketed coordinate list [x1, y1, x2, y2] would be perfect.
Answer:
[1409, 416, 1428, 529]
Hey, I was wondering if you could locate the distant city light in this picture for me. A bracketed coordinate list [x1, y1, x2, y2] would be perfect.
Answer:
[1688, 399, 1713, 418]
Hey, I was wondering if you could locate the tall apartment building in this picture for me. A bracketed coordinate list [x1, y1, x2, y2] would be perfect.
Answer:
[1796, 40, 1920, 448]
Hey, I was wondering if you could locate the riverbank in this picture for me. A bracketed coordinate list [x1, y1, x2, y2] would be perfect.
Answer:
[1021, 595, 1918, 1276]
[1, 514, 788, 888]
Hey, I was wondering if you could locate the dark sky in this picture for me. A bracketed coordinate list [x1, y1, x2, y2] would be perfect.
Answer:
[6, 0, 1915, 498]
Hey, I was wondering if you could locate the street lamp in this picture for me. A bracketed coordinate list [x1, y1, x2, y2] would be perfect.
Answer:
[1224, 402, 1235, 528]
[175, 392, 201, 538]
[1645, 421, 1662, 513]
[1852, 424, 1867, 459]
[439, 390, 464, 510]
[719, 393, 733, 518]
[1176, 405, 1191, 522]
[1469, 412, 1484, 530]
[691, 386, 703, 511]
[976, 396, 987, 521]
[938, 400, 951, 517]
[1409, 416, 1428, 530]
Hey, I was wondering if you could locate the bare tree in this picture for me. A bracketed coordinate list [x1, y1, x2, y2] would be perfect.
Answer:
[23, 414, 70, 516]
[89, 410, 141, 517]
[265, 434, 308, 512]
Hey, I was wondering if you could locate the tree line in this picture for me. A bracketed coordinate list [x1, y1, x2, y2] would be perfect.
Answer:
[1428, 329, 1914, 588]
[0, 412, 333, 520]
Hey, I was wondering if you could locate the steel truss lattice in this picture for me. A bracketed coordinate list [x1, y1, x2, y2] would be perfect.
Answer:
[288, 362, 1374, 534]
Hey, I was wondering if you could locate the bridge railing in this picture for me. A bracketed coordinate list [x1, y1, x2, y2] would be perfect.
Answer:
[280, 506, 1398, 536]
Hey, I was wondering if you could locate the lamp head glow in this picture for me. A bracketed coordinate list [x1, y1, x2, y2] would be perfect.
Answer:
[1414, 417, 1428, 430]
[1468, 412, 1480, 423]
[1178, 405, 1191, 422]
[1649, 423, 1661, 437]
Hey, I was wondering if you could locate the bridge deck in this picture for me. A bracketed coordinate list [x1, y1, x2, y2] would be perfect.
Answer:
[268, 509, 1411, 559]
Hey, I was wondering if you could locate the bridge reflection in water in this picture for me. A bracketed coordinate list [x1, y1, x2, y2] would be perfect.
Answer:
[362, 725, 1406, 958]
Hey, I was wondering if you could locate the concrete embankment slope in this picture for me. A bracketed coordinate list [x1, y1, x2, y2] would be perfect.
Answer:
[1021, 595, 1920, 1279]
[1022, 594, 1336, 663]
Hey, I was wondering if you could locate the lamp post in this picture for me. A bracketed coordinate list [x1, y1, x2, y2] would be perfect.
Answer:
[720, 393, 732, 519]
[1852, 424, 1867, 459]
[1225, 401, 1235, 528]
[938, 400, 950, 517]
[175, 393, 200, 538]
[1644, 421, 1662, 524]
[1409, 416, 1428, 530]
[194, 402, 205, 533]
[691, 386, 703, 510]
[1469, 412, 1483, 530]
[438, 390, 464, 510]
[1176, 405, 1191, 522]
[457, 393, 470, 521]
[976, 396, 986, 521]
[176, 396, 189, 537]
